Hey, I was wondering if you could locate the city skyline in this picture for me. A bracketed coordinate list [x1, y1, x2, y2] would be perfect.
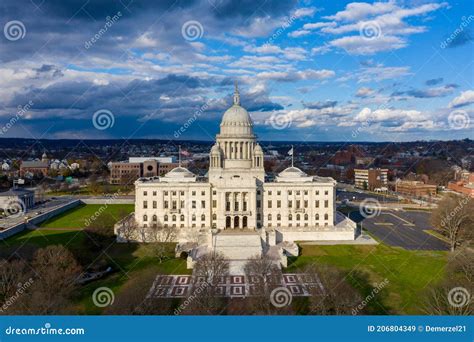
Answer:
[0, 0, 473, 142]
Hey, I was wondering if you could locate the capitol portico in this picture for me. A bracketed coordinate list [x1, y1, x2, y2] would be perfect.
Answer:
[116, 84, 356, 270]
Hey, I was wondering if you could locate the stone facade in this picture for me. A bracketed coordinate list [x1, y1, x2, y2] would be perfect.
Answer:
[116, 85, 356, 264]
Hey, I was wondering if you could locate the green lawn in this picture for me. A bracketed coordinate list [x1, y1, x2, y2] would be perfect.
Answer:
[2, 204, 449, 315]
[2, 203, 189, 315]
[39, 203, 134, 229]
[287, 244, 448, 314]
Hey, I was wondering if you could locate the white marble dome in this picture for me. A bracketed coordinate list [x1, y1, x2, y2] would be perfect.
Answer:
[219, 83, 254, 137]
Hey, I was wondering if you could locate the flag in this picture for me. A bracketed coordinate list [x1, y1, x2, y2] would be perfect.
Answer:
[181, 150, 191, 157]
[288, 147, 293, 156]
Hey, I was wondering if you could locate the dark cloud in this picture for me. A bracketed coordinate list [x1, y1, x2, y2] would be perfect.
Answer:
[392, 84, 458, 99]
[425, 77, 443, 86]
[301, 100, 337, 109]
[445, 30, 473, 48]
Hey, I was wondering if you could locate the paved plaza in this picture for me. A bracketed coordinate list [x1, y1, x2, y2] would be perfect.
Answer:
[147, 273, 324, 299]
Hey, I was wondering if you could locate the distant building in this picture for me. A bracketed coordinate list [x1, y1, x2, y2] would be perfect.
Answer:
[447, 172, 474, 198]
[110, 159, 187, 185]
[355, 156, 374, 166]
[395, 180, 437, 197]
[354, 168, 388, 190]
[0, 188, 35, 214]
[20, 161, 49, 177]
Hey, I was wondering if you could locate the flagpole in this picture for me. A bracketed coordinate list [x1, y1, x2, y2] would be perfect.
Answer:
[291, 145, 295, 167]
[178, 145, 181, 167]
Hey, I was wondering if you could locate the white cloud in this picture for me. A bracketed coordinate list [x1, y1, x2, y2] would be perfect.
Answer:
[449, 90, 474, 108]
[288, 29, 311, 38]
[257, 69, 335, 82]
[324, 1, 398, 22]
[293, 7, 319, 18]
[339, 63, 411, 83]
[330, 35, 406, 55]
[355, 87, 375, 97]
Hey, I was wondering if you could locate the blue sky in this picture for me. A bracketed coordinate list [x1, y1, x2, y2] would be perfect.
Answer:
[0, 0, 473, 141]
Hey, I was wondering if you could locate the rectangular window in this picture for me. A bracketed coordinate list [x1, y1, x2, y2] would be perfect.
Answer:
[268, 190, 272, 196]
[277, 200, 281, 208]
[324, 200, 329, 208]
[153, 191, 157, 196]
[143, 201, 148, 209]
[180, 191, 184, 195]
[153, 201, 157, 209]
[164, 201, 168, 209]
[296, 200, 300, 209]
[164, 191, 168, 196]
[316, 190, 319, 195]
[288, 190, 292, 195]
[201, 191, 205, 196]
[143, 191, 147, 196]
[277, 191, 281, 196]
[201, 200, 206, 209]
[304, 200, 308, 208]
[180, 201, 185, 208]
[172, 201, 177, 209]
[192, 201, 196, 209]
[268, 200, 272, 209]
[288, 200, 292, 208]
[315, 200, 320, 208]
[192, 191, 196, 196]
[172, 191, 176, 196]
[212, 200, 217, 208]
[325, 190, 329, 195]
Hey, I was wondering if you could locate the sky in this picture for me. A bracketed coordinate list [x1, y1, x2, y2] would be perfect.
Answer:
[0, 0, 473, 142]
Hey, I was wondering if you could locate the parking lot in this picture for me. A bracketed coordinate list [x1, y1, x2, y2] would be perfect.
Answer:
[357, 209, 448, 250]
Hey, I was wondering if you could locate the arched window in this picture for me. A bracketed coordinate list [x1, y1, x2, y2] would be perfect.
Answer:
[192, 214, 196, 221]
[172, 215, 176, 221]
[212, 213, 217, 220]
[315, 214, 319, 220]
[268, 214, 272, 221]
[201, 214, 205, 221]
[143, 215, 148, 222]
[289, 214, 293, 220]
[180, 215, 185, 221]
[164, 215, 168, 221]
[304, 214, 308, 221]
[152, 215, 157, 221]
[324, 213, 329, 220]
[296, 214, 300, 221]
[277, 214, 281, 221]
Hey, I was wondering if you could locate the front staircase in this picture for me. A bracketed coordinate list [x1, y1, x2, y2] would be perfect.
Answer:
[212, 231, 263, 274]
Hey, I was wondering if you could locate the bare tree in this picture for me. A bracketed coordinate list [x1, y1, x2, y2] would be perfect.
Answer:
[423, 248, 473, 316]
[182, 252, 229, 314]
[0, 259, 30, 305]
[19, 246, 83, 314]
[431, 195, 473, 251]
[117, 214, 138, 243]
[243, 254, 288, 315]
[306, 264, 363, 315]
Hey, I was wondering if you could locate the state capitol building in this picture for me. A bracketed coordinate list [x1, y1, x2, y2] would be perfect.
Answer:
[117, 84, 356, 268]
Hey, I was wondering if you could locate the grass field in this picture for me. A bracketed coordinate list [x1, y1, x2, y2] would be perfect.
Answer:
[2, 204, 448, 315]
[2, 204, 188, 314]
[39, 203, 134, 229]
[286, 244, 447, 314]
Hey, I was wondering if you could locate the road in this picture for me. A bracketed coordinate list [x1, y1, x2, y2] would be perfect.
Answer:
[345, 209, 448, 251]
